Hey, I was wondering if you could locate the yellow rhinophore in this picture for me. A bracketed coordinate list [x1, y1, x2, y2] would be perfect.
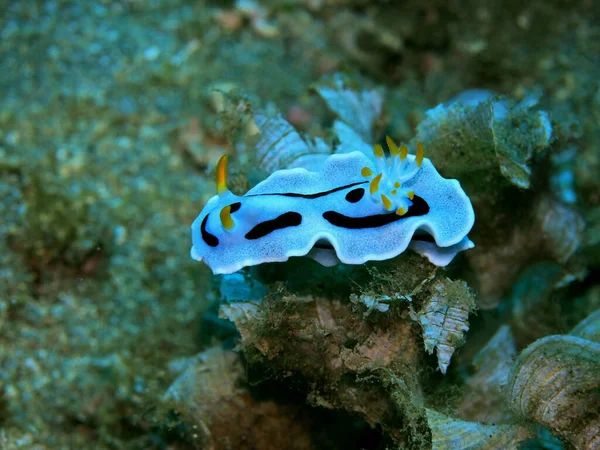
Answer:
[216, 155, 229, 195]
[220, 205, 234, 230]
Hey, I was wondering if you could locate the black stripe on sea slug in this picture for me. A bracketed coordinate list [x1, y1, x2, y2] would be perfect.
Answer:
[322, 195, 430, 229]
[245, 212, 303, 240]
[345, 188, 365, 203]
[229, 202, 241, 213]
[245, 181, 368, 200]
[201, 214, 219, 247]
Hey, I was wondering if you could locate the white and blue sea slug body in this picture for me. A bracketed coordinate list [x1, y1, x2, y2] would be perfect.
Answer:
[191, 138, 475, 275]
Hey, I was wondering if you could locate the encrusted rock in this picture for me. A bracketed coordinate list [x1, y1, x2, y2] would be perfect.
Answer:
[164, 347, 313, 450]
[220, 293, 428, 447]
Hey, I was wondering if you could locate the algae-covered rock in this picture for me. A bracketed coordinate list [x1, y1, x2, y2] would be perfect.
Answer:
[219, 256, 479, 448]
[415, 94, 552, 189]
[220, 291, 429, 447]
[164, 347, 314, 450]
[350, 259, 477, 375]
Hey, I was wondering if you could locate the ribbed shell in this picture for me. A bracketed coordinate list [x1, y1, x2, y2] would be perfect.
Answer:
[426, 409, 533, 450]
[409, 278, 476, 374]
[536, 195, 584, 264]
[314, 73, 382, 143]
[253, 112, 330, 173]
[507, 334, 600, 450]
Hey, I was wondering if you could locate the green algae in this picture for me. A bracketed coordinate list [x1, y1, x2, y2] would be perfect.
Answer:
[414, 96, 553, 191]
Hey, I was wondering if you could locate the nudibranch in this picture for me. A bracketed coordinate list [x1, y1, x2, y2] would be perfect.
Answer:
[191, 138, 475, 274]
